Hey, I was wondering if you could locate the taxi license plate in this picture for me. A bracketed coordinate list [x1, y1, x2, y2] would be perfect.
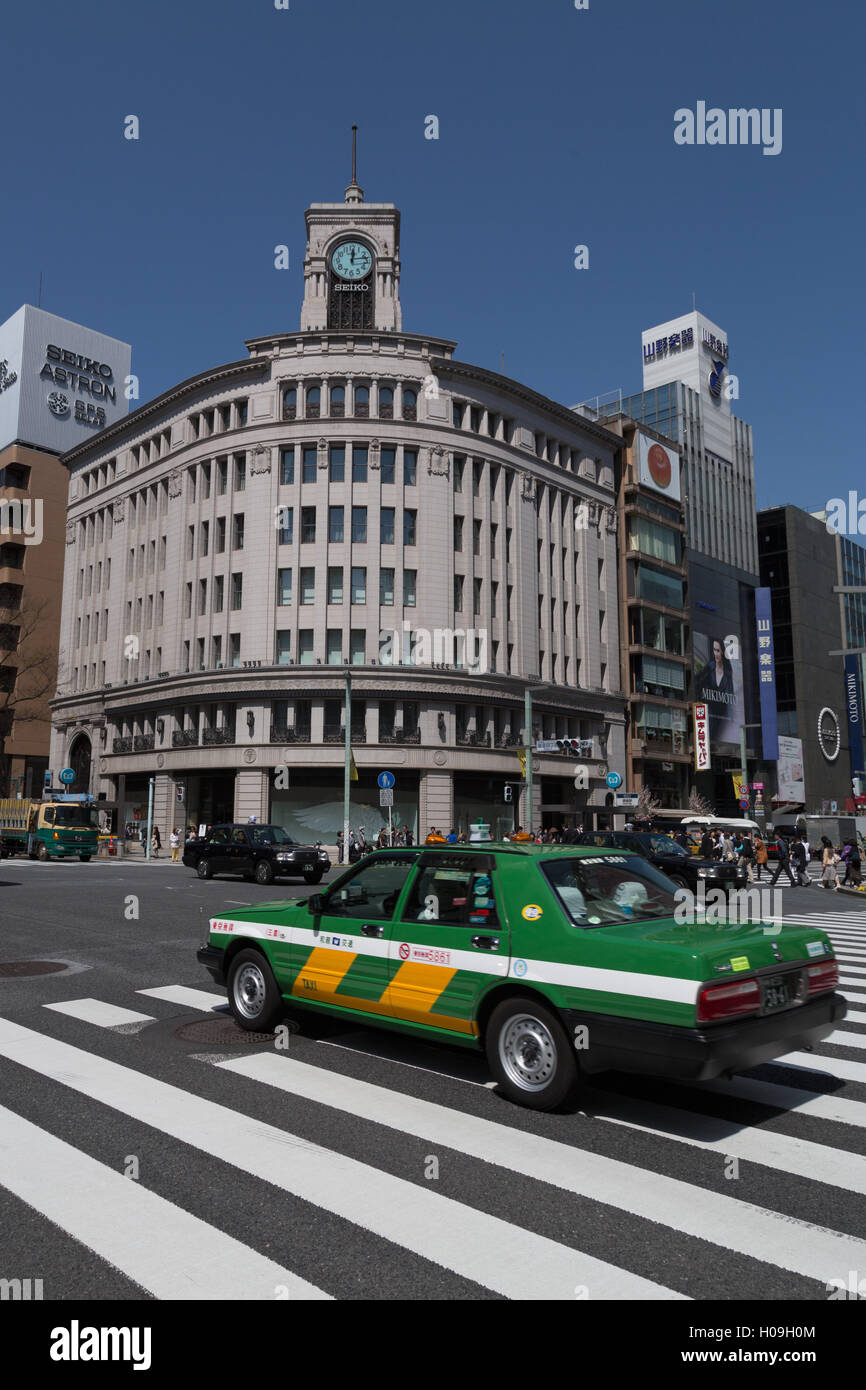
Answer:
[763, 975, 793, 1011]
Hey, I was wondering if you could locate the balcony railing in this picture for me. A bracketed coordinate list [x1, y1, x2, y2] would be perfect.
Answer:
[306, 402, 320, 418]
[112, 737, 133, 754]
[494, 733, 522, 748]
[378, 404, 393, 419]
[282, 404, 297, 420]
[133, 734, 154, 752]
[330, 403, 345, 418]
[172, 729, 199, 748]
[323, 724, 345, 744]
[270, 726, 312, 744]
[203, 727, 235, 746]
[354, 403, 369, 418]
[381, 728, 420, 744]
[402, 405, 417, 421]
[456, 731, 491, 748]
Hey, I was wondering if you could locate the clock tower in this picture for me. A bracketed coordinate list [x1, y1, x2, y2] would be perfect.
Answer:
[300, 127, 402, 333]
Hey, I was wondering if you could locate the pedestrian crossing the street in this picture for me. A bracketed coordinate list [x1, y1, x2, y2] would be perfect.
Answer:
[1, 965, 865, 1302]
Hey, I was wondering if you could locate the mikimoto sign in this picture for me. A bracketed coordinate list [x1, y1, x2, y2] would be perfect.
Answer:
[0, 304, 131, 454]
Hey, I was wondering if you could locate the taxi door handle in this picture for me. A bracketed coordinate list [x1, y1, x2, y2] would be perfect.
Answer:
[471, 935, 500, 951]
[361, 923, 384, 938]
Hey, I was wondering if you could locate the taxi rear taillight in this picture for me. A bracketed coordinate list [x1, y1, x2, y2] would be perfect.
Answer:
[697, 978, 761, 1023]
[807, 960, 838, 995]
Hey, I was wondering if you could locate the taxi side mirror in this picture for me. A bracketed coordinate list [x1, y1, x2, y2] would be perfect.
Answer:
[307, 894, 324, 914]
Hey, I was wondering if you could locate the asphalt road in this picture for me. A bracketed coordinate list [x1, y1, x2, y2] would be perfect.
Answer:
[1, 855, 865, 1303]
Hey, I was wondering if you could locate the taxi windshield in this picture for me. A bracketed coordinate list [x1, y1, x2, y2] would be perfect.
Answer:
[541, 855, 676, 927]
[248, 826, 294, 846]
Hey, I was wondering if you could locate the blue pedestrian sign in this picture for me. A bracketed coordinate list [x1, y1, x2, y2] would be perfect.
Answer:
[377, 771, 395, 790]
[605, 772, 623, 790]
[59, 768, 76, 785]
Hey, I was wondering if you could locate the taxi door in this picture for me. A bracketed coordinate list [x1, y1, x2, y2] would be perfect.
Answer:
[291, 852, 418, 1018]
[384, 851, 511, 1038]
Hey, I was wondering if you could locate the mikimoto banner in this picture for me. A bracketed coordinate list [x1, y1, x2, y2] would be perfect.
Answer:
[637, 431, 681, 503]
[845, 654, 865, 777]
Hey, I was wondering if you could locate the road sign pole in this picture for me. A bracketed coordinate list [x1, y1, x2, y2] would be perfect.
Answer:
[343, 668, 351, 866]
[146, 777, 154, 861]
[524, 688, 533, 833]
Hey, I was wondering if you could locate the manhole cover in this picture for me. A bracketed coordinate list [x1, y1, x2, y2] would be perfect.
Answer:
[0, 960, 68, 978]
[174, 1017, 276, 1046]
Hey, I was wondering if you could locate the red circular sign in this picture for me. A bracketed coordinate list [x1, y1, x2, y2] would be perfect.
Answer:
[647, 443, 672, 490]
[398, 942, 410, 960]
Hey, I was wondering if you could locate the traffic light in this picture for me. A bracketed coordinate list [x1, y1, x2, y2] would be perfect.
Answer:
[504, 783, 513, 803]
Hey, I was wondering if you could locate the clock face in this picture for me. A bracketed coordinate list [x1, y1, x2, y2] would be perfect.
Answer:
[332, 241, 373, 281]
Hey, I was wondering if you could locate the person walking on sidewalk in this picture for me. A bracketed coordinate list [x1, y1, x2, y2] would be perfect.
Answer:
[821, 836, 840, 891]
[769, 831, 797, 887]
[791, 835, 809, 887]
[754, 835, 769, 880]
[170, 828, 180, 863]
[151, 826, 161, 859]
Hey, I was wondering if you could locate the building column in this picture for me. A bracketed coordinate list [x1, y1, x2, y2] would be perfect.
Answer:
[151, 774, 173, 847]
[419, 770, 453, 838]
[235, 768, 269, 824]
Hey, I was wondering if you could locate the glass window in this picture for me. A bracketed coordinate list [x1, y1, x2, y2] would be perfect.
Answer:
[231, 573, 243, 610]
[351, 567, 366, 604]
[380, 568, 394, 605]
[350, 630, 365, 665]
[322, 855, 417, 919]
[404, 510, 417, 546]
[454, 516, 463, 551]
[278, 569, 292, 605]
[278, 506, 293, 545]
[635, 566, 683, 609]
[454, 574, 464, 611]
[541, 856, 675, 928]
[402, 854, 497, 927]
[306, 386, 320, 416]
[381, 507, 395, 545]
[300, 567, 315, 604]
[354, 385, 369, 414]
[329, 506, 344, 543]
[381, 448, 395, 485]
[298, 630, 314, 665]
[282, 387, 297, 417]
[404, 450, 417, 486]
[214, 575, 224, 612]
[302, 447, 317, 483]
[234, 456, 246, 491]
[628, 517, 680, 566]
[330, 385, 345, 414]
[301, 507, 316, 543]
[217, 459, 227, 495]
[280, 449, 294, 485]
[404, 570, 416, 607]
[352, 445, 368, 482]
[328, 567, 343, 604]
[379, 386, 394, 416]
[276, 632, 291, 665]
[232, 514, 244, 550]
[229, 634, 240, 667]
[327, 629, 343, 664]
[351, 506, 367, 543]
[453, 456, 465, 492]
[329, 445, 345, 482]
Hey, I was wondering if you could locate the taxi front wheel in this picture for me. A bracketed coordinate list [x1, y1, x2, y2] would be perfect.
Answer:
[485, 998, 578, 1110]
[228, 949, 284, 1032]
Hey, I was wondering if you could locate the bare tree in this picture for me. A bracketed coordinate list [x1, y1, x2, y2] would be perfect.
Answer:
[636, 784, 661, 820]
[687, 786, 714, 817]
[0, 596, 57, 795]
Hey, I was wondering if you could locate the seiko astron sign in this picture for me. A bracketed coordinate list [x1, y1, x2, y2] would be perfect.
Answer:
[0, 304, 131, 453]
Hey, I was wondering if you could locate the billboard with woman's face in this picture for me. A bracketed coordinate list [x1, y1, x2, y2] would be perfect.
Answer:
[693, 632, 745, 749]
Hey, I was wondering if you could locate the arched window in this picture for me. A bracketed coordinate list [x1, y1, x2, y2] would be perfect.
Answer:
[330, 384, 345, 418]
[379, 385, 394, 419]
[282, 386, 297, 420]
[68, 734, 92, 794]
[402, 387, 417, 421]
[354, 384, 370, 418]
[306, 386, 320, 419]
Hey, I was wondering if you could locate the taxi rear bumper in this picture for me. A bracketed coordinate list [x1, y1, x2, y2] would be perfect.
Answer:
[562, 990, 847, 1082]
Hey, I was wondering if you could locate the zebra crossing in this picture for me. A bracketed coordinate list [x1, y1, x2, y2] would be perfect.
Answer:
[2, 945, 866, 1302]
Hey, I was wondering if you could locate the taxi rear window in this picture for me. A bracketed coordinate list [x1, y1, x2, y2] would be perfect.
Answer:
[541, 855, 676, 928]
[403, 855, 498, 928]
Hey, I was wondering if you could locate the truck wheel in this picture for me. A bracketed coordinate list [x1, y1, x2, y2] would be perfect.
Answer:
[254, 860, 274, 886]
[228, 949, 284, 1032]
[37, 843, 49, 862]
[196, 858, 213, 880]
[485, 998, 578, 1110]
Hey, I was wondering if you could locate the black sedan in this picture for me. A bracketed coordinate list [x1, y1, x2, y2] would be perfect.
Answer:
[182, 824, 331, 886]
[577, 830, 745, 893]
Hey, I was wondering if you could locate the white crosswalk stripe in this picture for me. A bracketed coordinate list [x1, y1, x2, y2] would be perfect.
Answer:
[5, 974, 866, 1302]
[0, 1017, 679, 1301]
[210, 1051, 866, 1286]
[0, 1105, 328, 1300]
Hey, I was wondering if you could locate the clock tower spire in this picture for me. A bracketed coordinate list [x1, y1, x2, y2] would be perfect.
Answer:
[301, 130, 402, 333]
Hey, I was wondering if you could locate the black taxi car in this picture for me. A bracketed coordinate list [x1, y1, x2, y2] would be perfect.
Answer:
[183, 823, 330, 886]
[577, 830, 747, 893]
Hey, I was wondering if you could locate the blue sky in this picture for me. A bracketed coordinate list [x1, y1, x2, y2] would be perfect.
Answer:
[1, 0, 861, 511]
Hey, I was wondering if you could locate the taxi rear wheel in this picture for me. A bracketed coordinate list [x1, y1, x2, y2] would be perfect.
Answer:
[486, 998, 577, 1110]
[228, 949, 284, 1032]
[254, 860, 274, 886]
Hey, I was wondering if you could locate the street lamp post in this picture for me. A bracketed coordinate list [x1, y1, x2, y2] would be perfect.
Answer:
[343, 666, 351, 865]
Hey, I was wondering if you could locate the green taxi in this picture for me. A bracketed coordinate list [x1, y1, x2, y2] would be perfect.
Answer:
[196, 845, 845, 1110]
